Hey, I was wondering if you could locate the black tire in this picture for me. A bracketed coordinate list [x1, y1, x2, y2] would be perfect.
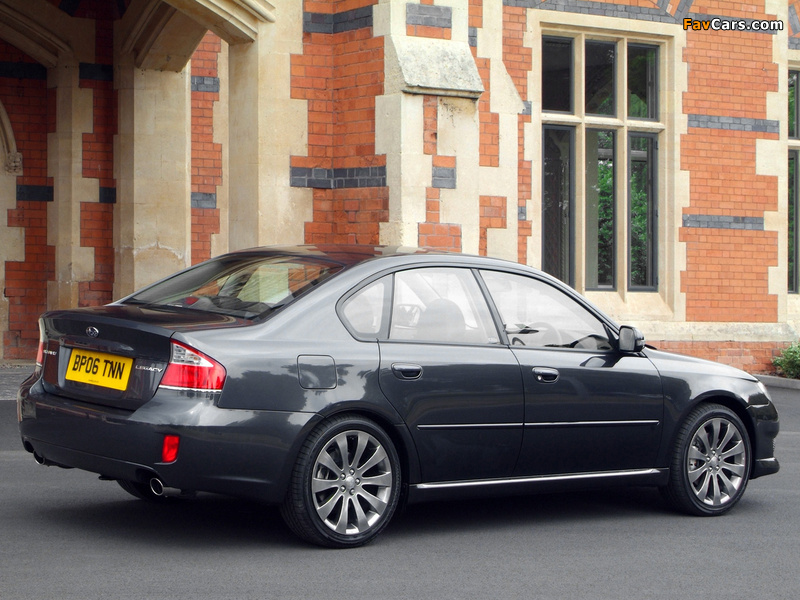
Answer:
[117, 479, 169, 503]
[280, 414, 401, 548]
[662, 403, 751, 516]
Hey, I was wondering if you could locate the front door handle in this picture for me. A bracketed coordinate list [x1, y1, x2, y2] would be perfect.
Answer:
[392, 363, 423, 380]
[533, 367, 559, 383]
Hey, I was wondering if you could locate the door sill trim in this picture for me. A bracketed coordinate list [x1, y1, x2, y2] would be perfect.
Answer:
[413, 468, 663, 491]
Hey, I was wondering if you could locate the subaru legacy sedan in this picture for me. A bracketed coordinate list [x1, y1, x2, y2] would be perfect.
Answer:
[18, 245, 779, 547]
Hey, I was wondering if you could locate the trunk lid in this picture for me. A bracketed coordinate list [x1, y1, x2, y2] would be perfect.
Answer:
[39, 304, 247, 411]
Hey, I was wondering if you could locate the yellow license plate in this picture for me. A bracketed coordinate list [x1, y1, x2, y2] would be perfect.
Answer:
[66, 349, 133, 391]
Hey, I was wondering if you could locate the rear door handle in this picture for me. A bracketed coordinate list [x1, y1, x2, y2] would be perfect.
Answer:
[533, 367, 559, 383]
[392, 363, 423, 380]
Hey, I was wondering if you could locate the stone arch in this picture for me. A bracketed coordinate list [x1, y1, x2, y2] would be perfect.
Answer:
[0, 2, 71, 68]
[119, 0, 276, 72]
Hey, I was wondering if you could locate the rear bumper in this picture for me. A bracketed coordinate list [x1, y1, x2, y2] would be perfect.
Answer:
[17, 377, 317, 504]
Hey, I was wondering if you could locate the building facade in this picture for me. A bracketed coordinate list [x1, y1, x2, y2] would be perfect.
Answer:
[0, 0, 797, 372]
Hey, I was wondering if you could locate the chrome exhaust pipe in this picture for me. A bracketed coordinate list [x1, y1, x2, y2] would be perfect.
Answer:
[149, 477, 165, 497]
[32, 452, 71, 469]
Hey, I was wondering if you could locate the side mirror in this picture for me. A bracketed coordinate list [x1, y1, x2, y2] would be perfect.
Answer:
[618, 325, 645, 353]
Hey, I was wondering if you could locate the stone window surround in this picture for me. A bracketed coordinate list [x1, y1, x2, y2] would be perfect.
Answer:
[539, 29, 665, 297]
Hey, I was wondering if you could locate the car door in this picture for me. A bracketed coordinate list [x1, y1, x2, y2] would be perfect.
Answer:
[480, 270, 664, 477]
[373, 267, 524, 483]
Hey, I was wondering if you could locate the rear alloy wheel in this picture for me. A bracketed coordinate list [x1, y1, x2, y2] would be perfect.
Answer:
[281, 415, 401, 548]
[663, 403, 751, 516]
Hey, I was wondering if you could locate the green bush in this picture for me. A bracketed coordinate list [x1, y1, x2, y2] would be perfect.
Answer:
[773, 342, 800, 379]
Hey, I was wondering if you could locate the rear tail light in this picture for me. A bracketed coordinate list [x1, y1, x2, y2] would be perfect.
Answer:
[34, 322, 45, 375]
[35, 340, 44, 369]
[159, 341, 226, 391]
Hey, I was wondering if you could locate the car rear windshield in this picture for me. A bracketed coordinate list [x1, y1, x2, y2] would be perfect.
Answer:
[122, 254, 344, 319]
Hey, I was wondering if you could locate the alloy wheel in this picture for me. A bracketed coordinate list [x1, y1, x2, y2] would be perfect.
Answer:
[686, 416, 748, 507]
[311, 429, 394, 535]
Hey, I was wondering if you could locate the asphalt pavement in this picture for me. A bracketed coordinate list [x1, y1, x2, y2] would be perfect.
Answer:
[2, 365, 799, 600]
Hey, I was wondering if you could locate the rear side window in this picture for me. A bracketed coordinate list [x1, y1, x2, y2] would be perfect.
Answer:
[390, 268, 499, 345]
[124, 255, 342, 319]
[340, 268, 500, 345]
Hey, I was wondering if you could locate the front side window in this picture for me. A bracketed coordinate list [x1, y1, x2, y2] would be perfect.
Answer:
[481, 270, 611, 350]
[541, 34, 661, 292]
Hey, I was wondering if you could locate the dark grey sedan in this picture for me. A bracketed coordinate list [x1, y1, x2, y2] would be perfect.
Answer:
[18, 245, 780, 547]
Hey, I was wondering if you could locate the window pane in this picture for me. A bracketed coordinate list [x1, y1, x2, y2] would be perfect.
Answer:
[123, 255, 342, 319]
[628, 44, 658, 119]
[792, 155, 796, 288]
[629, 135, 657, 289]
[543, 126, 574, 285]
[585, 41, 615, 116]
[542, 37, 573, 112]
[586, 130, 615, 289]
[790, 71, 798, 140]
[389, 268, 498, 344]
[481, 271, 611, 350]
[342, 278, 388, 338]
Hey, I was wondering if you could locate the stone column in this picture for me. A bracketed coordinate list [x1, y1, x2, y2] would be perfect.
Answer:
[46, 59, 97, 309]
[374, 0, 485, 248]
[227, 1, 308, 250]
[114, 57, 192, 297]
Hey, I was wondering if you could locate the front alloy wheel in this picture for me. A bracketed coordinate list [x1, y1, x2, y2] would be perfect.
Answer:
[663, 403, 751, 516]
[281, 415, 401, 547]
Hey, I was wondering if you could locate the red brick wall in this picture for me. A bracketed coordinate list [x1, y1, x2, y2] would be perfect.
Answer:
[469, 0, 483, 29]
[502, 5, 532, 264]
[293, 1, 388, 245]
[407, 0, 452, 40]
[680, 224, 778, 323]
[652, 340, 783, 375]
[416, 96, 462, 251]
[479, 196, 507, 256]
[793, 0, 800, 40]
[680, 1, 779, 323]
[79, 203, 113, 307]
[1, 40, 54, 360]
[190, 32, 222, 265]
[476, 57, 499, 169]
